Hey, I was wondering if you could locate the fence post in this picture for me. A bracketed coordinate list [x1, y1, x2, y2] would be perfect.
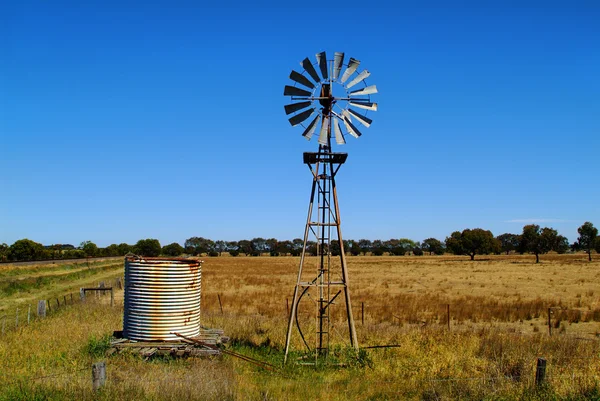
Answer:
[447, 304, 451, 331]
[92, 361, 106, 391]
[218, 294, 224, 315]
[37, 300, 46, 318]
[27, 305, 31, 325]
[548, 308, 552, 336]
[80, 288, 86, 301]
[362, 302, 365, 325]
[110, 288, 114, 307]
[535, 357, 547, 386]
[117, 278, 122, 290]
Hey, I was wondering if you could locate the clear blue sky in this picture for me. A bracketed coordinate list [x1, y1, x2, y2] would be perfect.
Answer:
[1, 1, 598, 247]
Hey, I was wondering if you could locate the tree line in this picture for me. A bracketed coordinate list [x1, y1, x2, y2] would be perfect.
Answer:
[1, 221, 598, 263]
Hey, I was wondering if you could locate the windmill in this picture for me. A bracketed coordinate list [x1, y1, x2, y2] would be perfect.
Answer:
[283, 51, 378, 364]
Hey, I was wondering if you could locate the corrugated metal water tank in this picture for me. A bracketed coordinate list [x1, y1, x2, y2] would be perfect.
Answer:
[124, 257, 202, 341]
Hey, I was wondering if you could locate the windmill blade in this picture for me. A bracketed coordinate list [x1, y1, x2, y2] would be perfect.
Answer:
[333, 52, 344, 80]
[301, 57, 321, 84]
[345, 70, 371, 89]
[302, 115, 319, 140]
[284, 101, 311, 115]
[349, 100, 378, 111]
[284, 85, 312, 97]
[288, 108, 314, 126]
[316, 51, 328, 80]
[342, 109, 352, 122]
[343, 116, 363, 138]
[333, 119, 345, 145]
[349, 85, 378, 96]
[340, 57, 360, 84]
[348, 109, 373, 127]
[318, 116, 329, 145]
[289, 71, 315, 89]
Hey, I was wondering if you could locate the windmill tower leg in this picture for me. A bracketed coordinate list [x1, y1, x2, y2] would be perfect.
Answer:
[331, 175, 359, 349]
[284, 163, 319, 364]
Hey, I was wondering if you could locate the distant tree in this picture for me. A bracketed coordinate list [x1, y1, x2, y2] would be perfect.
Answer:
[445, 229, 498, 260]
[162, 242, 184, 257]
[577, 222, 598, 262]
[79, 241, 98, 257]
[9, 239, 46, 261]
[349, 241, 361, 256]
[184, 237, 215, 255]
[422, 238, 444, 255]
[225, 241, 239, 254]
[595, 237, 600, 255]
[117, 243, 132, 255]
[357, 239, 372, 255]
[214, 240, 227, 256]
[330, 240, 341, 256]
[306, 240, 318, 256]
[412, 246, 424, 256]
[250, 238, 267, 256]
[276, 240, 293, 256]
[265, 238, 279, 255]
[520, 225, 558, 263]
[555, 235, 570, 254]
[496, 233, 520, 255]
[237, 240, 254, 256]
[290, 238, 303, 256]
[384, 239, 408, 256]
[371, 240, 385, 256]
[0, 243, 9, 262]
[104, 244, 119, 257]
[445, 231, 464, 256]
[135, 239, 161, 257]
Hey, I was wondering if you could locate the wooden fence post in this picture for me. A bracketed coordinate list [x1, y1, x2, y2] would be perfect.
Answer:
[92, 361, 106, 391]
[218, 294, 224, 315]
[70, 293, 74, 303]
[117, 278, 122, 290]
[47, 299, 51, 313]
[37, 300, 46, 318]
[80, 288, 86, 301]
[361, 302, 365, 325]
[27, 305, 31, 325]
[110, 288, 114, 307]
[535, 357, 547, 386]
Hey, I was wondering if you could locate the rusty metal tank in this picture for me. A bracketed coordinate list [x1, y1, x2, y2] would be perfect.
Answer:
[123, 256, 202, 341]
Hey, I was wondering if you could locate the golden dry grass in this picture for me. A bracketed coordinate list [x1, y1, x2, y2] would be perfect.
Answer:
[1, 254, 600, 400]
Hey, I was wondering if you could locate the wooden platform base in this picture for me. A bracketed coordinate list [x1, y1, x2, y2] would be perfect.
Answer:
[109, 328, 229, 358]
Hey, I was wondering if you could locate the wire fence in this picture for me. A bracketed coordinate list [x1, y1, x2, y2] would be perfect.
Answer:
[0, 277, 123, 337]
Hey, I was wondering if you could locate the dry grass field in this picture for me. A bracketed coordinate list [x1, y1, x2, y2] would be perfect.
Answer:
[1, 254, 600, 400]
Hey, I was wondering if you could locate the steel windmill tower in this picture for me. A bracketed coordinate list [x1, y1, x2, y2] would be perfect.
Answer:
[283, 51, 378, 363]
